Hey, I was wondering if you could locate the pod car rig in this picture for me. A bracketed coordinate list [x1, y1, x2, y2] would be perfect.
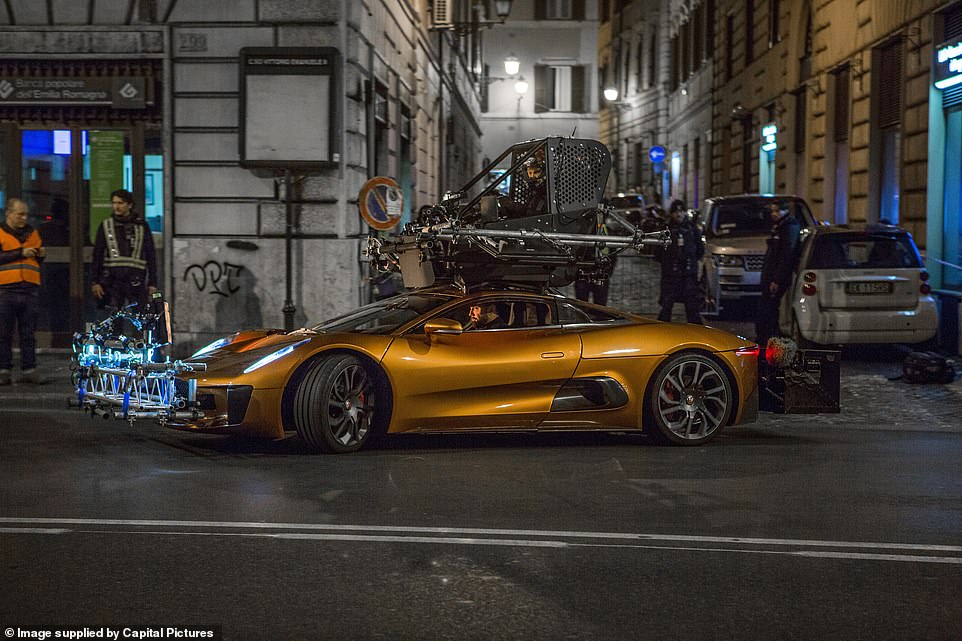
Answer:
[70, 137, 669, 424]
[70, 298, 207, 424]
[365, 137, 669, 289]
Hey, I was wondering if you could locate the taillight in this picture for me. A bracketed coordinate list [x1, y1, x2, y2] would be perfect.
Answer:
[920, 270, 929, 281]
[920, 283, 931, 295]
[802, 272, 817, 295]
[736, 345, 760, 358]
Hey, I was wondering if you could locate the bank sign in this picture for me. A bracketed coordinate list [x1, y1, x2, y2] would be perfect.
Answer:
[0, 76, 146, 108]
[934, 40, 962, 90]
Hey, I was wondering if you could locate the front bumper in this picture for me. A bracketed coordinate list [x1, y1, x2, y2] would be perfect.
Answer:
[168, 383, 284, 438]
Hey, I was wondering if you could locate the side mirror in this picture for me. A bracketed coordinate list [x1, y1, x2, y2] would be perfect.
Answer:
[424, 318, 463, 336]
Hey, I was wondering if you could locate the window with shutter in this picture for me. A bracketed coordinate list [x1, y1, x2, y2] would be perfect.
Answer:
[745, 0, 754, 65]
[877, 39, 903, 129]
[833, 65, 849, 143]
[535, 64, 550, 113]
[571, 65, 586, 112]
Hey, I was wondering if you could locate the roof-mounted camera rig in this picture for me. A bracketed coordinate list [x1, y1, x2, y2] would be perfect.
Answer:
[365, 137, 670, 289]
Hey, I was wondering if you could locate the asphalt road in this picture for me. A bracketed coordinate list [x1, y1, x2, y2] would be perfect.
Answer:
[1, 394, 961, 640]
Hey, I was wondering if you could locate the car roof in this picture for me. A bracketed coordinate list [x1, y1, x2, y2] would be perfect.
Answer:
[807, 223, 911, 236]
[704, 194, 806, 205]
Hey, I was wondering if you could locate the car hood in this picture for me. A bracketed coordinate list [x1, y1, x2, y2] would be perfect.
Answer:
[706, 236, 767, 254]
[187, 329, 393, 385]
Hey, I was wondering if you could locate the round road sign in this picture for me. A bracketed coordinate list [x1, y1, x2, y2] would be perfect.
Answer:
[358, 176, 404, 231]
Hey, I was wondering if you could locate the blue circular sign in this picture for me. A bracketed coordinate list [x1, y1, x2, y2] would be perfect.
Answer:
[648, 145, 666, 163]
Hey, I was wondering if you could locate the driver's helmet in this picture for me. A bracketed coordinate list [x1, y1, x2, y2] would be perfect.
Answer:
[523, 154, 545, 185]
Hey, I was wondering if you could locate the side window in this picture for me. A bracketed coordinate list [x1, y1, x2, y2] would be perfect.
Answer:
[504, 300, 555, 327]
[446, 300, 512, 331]
[429, 299, 558, 331]
[558, 301, 624, 324]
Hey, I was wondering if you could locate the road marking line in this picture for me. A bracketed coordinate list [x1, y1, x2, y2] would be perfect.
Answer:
[5, 526, 958, 564]
[2, 516, 961, 552]
[0, 517, 960, 558]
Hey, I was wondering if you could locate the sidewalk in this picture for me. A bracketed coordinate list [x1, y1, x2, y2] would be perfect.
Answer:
[0, 350, 75, 407]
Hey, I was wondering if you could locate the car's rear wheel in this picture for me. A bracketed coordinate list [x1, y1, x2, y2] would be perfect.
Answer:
[294, 354, 378, 453]
[648, 353, 733, 445]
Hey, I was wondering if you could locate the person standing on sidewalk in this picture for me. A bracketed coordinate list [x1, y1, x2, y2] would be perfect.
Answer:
[90, 189, 157, 312]
[655, 199, 704, 323]
[756, 201, 801, 349]
[0, 198, 46, 385]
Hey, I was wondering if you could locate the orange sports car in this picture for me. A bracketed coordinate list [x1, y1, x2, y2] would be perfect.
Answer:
[174, 284, 759, 452]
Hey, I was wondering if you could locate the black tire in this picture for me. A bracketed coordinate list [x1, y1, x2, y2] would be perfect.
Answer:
[294, 355, 379, 453]
[647, 352, 733, 445]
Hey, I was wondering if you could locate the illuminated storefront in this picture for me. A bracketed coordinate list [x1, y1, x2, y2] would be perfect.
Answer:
[928, 3, 962, 291]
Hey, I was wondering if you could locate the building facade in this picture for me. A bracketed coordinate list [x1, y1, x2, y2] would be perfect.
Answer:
[480, 0, 600, 164]
[0, 0, 489, 351]
[601, 0, 962, 293]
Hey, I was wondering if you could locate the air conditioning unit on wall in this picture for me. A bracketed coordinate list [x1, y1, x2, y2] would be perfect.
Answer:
[432, 0, 453, 28]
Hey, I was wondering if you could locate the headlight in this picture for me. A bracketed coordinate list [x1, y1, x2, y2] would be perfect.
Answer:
[243, 339, 311, 374]
[715, 254, 743, 267]
[192, 336, 232, 358]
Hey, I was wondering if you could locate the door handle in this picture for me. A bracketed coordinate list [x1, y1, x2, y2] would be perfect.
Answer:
[541, 352, 564, 359]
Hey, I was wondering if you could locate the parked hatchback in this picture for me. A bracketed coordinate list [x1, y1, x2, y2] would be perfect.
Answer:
[780, 224, 937, 346]
[701, 195, 818, 314]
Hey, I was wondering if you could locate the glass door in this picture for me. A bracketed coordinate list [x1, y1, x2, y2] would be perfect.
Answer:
[20, 128, 78, 345]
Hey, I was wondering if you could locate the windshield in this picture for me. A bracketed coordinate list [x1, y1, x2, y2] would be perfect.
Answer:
[311, 293, 454, 335]
[807, 233, 922, 270]
[609, 195, 645, 210]
[709, 199, 813, 237]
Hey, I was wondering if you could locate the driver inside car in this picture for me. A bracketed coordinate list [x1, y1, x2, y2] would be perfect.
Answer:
[463, 303, 506, 331]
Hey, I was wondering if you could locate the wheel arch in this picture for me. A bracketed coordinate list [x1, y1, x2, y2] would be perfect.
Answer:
[281, 347, 394, 436]
[641, 348, 741, 432]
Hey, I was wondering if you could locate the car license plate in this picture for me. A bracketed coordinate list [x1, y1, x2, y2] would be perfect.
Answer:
[845, 281, 892, 295]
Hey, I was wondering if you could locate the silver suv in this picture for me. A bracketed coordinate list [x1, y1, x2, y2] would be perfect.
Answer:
[700, 195, 818, 315]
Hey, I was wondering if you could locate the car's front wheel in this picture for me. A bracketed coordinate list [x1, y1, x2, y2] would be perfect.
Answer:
[648, 352, 733, 445]
[294, 354, 379, 453]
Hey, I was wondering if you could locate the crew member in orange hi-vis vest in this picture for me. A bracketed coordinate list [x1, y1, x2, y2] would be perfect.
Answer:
[0, 198, 46, 386]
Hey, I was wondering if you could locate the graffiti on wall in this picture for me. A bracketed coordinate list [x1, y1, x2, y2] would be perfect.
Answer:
[183, 260, 263, 330]
[183, 261, 245, 297]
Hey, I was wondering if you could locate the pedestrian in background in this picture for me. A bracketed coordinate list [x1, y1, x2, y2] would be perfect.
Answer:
[756, 201, 801, 349]
[575, 212, 614, 306]
[90, 189, 157, 312]
[655, 199, 704, 323]
[0, 198, 46, 385]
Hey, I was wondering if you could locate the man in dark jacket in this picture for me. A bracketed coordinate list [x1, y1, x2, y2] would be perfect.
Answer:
[656, 199, 704, 323]
[90, 189, 157, 312]
[756, 202, 801, 348]
[0, 198, 45, 385]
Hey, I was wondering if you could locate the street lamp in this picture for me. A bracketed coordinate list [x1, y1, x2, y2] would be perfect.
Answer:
[504, 54, 520, 76]
[603, 86, 619, 102]
[513, 75, 529, 95]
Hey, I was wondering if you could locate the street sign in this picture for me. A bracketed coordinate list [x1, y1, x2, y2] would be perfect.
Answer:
[648, 145, 666, 163]
[240, 47, 340, 171]
[0, 76, 146, 108]
[358, 176, 404, 231]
